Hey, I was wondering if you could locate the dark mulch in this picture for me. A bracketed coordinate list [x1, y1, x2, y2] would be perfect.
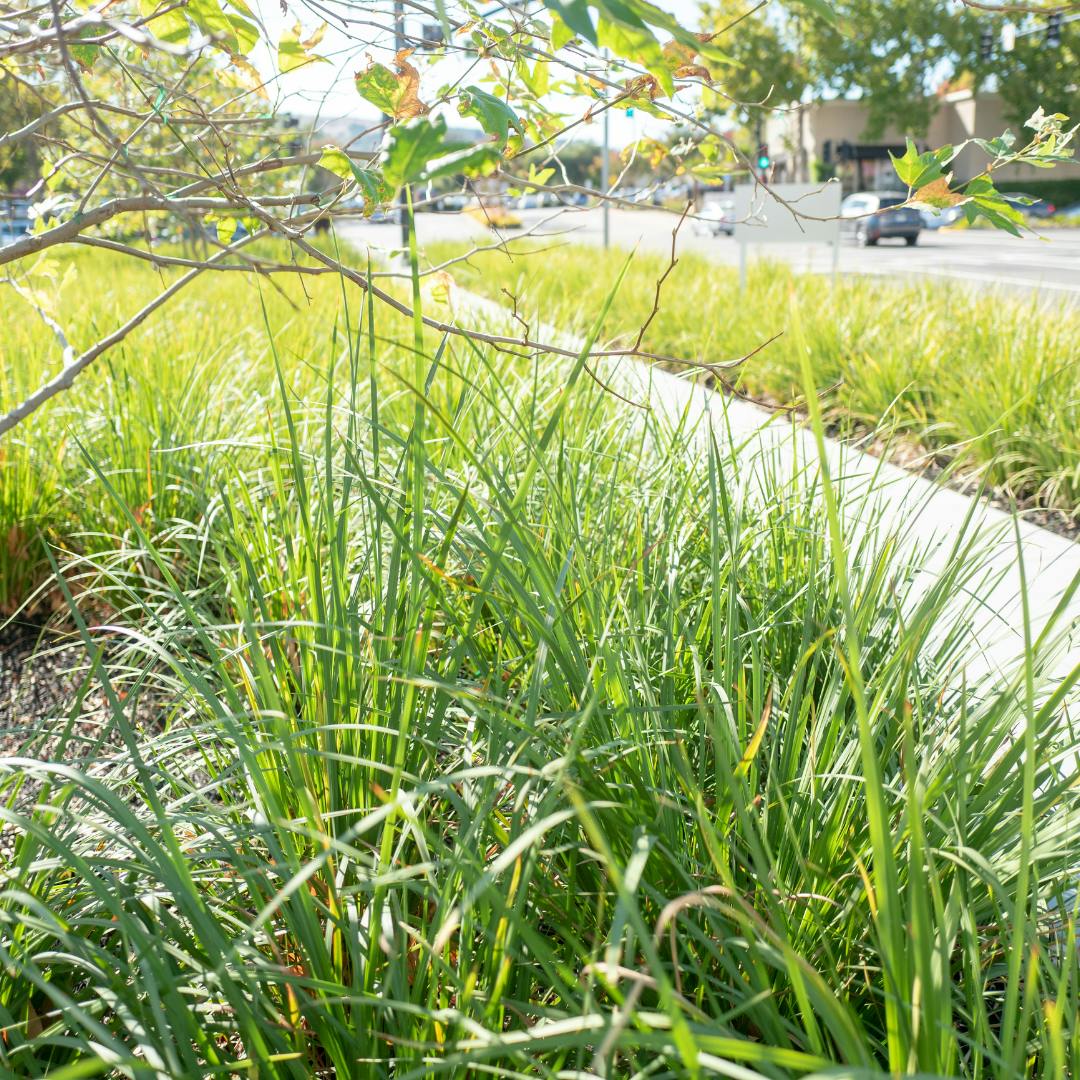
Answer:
[1, 619, 156, 862]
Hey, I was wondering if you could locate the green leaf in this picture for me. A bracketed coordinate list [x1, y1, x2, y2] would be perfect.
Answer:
[68, 24, 105, 70]
[516, 57, 550, 98]
[354, 62, 402, 114]
[458, 85, 524, 150]
[381, 116, 456, 188]
[139, 0, 191, 43]
[421, 143, 502, 183]
[973, 131, 1016, 159]
[542, 0, 596, 44]
[961, 175, 1026, 237]
[889, 138, 944, 190]
[204, 212, 241, 244]
[354, 51, 427, 119]
[318, 146, 393, 216]
[598, 18, 672, 97]
[227, 12, 260, 56]
[380, 116, 501, 188]
[186, 0, 240, 55]
[550, 13, 576, 50]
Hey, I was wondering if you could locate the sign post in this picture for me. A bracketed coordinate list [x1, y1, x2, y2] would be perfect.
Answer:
[733, 181, 842, 289]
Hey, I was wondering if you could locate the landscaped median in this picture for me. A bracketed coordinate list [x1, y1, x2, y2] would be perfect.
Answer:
[1, 244, 1079, 1076]
[430, 241, 1080, 530]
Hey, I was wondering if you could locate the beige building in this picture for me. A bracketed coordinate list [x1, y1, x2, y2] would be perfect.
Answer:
[765, 89, 1080, 191]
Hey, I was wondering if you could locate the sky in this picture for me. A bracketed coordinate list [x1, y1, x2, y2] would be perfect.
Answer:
[247, 0, 709, 149]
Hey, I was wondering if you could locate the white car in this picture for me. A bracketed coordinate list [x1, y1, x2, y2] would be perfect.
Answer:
[920, 205, 964, 229]
[693, 200, 735, 237]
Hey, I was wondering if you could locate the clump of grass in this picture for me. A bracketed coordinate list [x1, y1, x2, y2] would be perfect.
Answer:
[1, 254, 1078, 1077]
[431, 242, 1080, 520]
[0, 244, 413, 612]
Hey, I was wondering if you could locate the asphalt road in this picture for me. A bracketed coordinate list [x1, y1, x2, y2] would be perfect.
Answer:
[344, 206, 1080, 302]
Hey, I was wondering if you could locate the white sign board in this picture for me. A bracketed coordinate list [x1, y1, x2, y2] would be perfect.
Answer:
[733, 182, 842, 246]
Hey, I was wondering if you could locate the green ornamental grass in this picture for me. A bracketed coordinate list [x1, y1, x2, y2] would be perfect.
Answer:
[431, 242, 1080, 522]
[0, 243, 1077, 1077]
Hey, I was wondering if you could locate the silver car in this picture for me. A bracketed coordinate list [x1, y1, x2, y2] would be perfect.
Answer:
[840, 191, 922, 246]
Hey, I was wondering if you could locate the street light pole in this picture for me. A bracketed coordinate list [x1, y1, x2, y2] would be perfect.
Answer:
[601, 103, 610, 249]
[394, 0, 410, 251]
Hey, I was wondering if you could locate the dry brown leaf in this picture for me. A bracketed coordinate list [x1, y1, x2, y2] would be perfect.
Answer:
[392, 48, 428, 119]
[915, 177, 964, 207]
[662, 39, 711, 82]
[624, 74, 662, 101]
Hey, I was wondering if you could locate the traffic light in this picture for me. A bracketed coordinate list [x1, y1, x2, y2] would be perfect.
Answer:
[1047, 12, 1062, 48]
[756, 144, 770, 171]
[980, 27, 993, 62]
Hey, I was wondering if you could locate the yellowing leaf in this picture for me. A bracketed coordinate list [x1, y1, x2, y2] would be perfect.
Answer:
[355, 49, 428, 120]
[914, 177, 963, 209]
[229, 56, 269, 99]
[279, 21, 327, 73]
[423, 270, 455, 308]
[662, 39, 711, 82]
[735, 687, 772, 780]
[318, 145, 392, 215]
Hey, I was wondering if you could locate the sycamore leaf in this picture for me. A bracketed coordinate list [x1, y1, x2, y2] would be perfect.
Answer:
[889, 138, 947, 190]
[518, 58, 550, 97]
[913, 177, 964, 210]
[230, 55, 269, 99]
[418, 142, 501, 183]
[138, 0, 191, 44]
[662, 39, 710, 81]
[599, 18, 672, 97]
[542, 0, 596, 44]
[355, 49, 428, 120]
[226, 11, 259, 55]
[279, 21, 327, 73]
[69, 24, 106, 70]
[186, 0, 241, 55]
[204, 212, 244, 244]
[380, 115, 499, 188]
[458, 85, 524, 151]
[550, 13, 576, 49]
[973, 131, 1016, 159]
[318, 146, 392, 215]
[527, 164, 556, 186]
[961, 175, 1026, 237]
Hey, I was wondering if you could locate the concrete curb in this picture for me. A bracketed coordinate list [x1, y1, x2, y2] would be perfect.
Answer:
[451, 286, 1079, 683]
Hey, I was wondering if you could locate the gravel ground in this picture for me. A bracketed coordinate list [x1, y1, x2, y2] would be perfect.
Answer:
[0, 620, 156, 862]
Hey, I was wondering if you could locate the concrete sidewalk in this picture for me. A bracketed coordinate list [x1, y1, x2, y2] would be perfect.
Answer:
[455, 286, 1080, 684]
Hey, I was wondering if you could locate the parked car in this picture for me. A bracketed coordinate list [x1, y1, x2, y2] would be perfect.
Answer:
[1011, 195, 1056, 219]
[0, 193, 33, 242]
[840, 191, 922, 246]
[434, 192, 469, 212]
[1055, 201, 1080, 219]
[692, 200, 735, 237]
[920, 205, 964, 229]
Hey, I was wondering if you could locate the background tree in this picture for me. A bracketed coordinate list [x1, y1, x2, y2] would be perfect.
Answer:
[698, 0, 810, 135]
[799, 0, 981, 137]
[988, 13, 1080, 128]
[0, 70, 42, 190]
